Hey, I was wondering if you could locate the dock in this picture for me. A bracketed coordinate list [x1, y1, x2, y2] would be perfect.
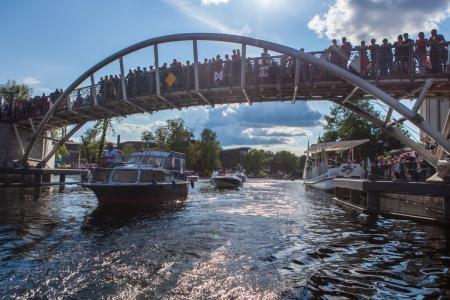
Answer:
[0, 168, 89, 188]
[333, 178, 450, 223]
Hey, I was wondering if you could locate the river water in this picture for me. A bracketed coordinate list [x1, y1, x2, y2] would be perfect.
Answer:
[0, 179, 449, 299]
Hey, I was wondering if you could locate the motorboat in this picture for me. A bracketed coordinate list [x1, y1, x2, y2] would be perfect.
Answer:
[186, 171, 199, 183]
[211, 170, 243, 189]
[235, 171, 247, 183]
[303, 139, 368, 192]
[82, 151, 188, 205]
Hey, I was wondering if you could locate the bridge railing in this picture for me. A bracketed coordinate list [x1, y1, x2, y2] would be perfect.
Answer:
[2, 42, 449, 122]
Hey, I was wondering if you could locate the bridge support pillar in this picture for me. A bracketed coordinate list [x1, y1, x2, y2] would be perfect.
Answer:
[366, 191, 379, 211]
[443, 197, 450, 220]
[0, 123, 54, 169]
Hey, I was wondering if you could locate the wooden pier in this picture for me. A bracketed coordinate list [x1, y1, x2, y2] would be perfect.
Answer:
[333, 179, 450, 223]
[0, 168, 89, 188]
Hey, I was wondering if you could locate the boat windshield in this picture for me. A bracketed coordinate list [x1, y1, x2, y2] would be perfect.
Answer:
[127, 154, 163, 167]
[111, 169, 139, 183]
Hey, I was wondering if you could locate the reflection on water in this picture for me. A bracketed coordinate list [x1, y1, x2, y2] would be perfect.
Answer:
[0, 179, 449, 299]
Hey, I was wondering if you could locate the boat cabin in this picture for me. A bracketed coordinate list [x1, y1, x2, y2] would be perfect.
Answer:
[91, 151, 187, 184]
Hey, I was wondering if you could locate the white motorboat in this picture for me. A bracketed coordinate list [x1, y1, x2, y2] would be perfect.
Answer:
[211, 170, 243, 189]
[235, 171, 247, 183]
[303, 139, 368, 192]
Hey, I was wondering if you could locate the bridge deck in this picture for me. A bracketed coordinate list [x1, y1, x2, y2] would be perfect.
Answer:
[15, 76, 450, 129]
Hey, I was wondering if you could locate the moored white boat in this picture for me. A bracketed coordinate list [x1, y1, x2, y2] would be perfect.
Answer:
[303, 140, 368, 192]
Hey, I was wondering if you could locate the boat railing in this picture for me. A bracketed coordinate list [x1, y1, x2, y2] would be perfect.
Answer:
[305, 163, 329, 179]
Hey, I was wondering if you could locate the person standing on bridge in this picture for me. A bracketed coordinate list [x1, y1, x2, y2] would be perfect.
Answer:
[368, 39, 379, 78]
[403, 33, 414, 74]
[341, 37, 352, 69]
[327, 39, 341, 66]
[394, 35, 407, 75]
[429, 29, 446, 74]
[213, 55, 224, 86]
[415, 32, 428, 75]
[380, 38, 393, 76]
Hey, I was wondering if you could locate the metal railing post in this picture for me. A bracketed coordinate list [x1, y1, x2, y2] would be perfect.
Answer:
[90, 74, 97, 105]
[193, 40, 200, 91]
[241, 44, 246, 89]
[119, 56, 128, 101]
[154, 44, 161, 96]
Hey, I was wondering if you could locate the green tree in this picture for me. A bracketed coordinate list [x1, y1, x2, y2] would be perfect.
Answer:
[141, 118, 193, 153]
[141, 130, 155, 150]
[95, 117, 114, 164]
[197, 128, 221, 176]
[122, 143, 135, 160]
[270, 151, 299, 175]
[320, 100, 406, 159]
[0, 80, 32, 102]
[185, 142, 199, 171]
[80, 127, 100, 164]
[245, 149, 265, 176]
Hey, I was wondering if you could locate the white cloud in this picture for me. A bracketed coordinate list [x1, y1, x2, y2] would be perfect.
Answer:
[112, 120, 166, 140]
[201, 0, 229, 5]
[23, 76, 41, 86]
[164, 0, 251, 35]
[308, 0, 450, 43]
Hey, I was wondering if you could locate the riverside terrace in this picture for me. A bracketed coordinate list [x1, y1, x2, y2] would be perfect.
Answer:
[2, 42, 450, 129]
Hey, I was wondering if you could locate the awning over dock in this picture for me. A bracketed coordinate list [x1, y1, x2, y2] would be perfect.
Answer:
[306, 139, 369, 154]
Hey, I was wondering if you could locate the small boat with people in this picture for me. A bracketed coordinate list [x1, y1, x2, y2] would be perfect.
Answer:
[303, 139, 368, 192]
[211, 169, 244, 189]
[83, 150, 188, 205]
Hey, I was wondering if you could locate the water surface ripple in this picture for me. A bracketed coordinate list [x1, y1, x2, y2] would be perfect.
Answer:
[0, 179, 449, 299]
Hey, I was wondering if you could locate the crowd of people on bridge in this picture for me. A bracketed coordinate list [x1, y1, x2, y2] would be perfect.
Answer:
[324, 29, 448, 77]
[0, 89, 64, 122]
[1, 29, 448, 123]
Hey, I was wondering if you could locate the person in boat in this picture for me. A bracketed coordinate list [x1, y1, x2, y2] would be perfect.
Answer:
[103, 142, 119, 168]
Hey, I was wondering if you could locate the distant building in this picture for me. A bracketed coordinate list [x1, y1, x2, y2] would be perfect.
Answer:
[220, 147, 250, 169]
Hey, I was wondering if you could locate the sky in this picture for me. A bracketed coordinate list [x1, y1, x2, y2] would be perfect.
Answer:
[1, 0, 449, 155]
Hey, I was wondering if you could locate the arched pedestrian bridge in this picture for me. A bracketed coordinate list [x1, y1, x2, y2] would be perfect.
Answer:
[4, 33, 450, 175]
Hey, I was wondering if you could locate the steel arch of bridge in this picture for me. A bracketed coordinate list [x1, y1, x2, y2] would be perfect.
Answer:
[22, 33, 450, 169]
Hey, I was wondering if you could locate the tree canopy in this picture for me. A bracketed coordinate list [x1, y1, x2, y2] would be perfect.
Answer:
[319, 100, 406, 159]
[197, 128, 221, 176]
[0, 80, 32, 102]
[245, 149, 305, 177]
[141, 118, 193, 153]
[141, 119, 221, 176]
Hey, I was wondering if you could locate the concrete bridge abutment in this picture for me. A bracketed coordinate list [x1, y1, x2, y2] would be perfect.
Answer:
[0, 122, 54, 169]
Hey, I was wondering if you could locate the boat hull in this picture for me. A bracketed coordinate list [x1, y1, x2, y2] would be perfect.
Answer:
[82, 182, 188, 205]
[212, 177, 243, 189]
[304, 178, 336, 192]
